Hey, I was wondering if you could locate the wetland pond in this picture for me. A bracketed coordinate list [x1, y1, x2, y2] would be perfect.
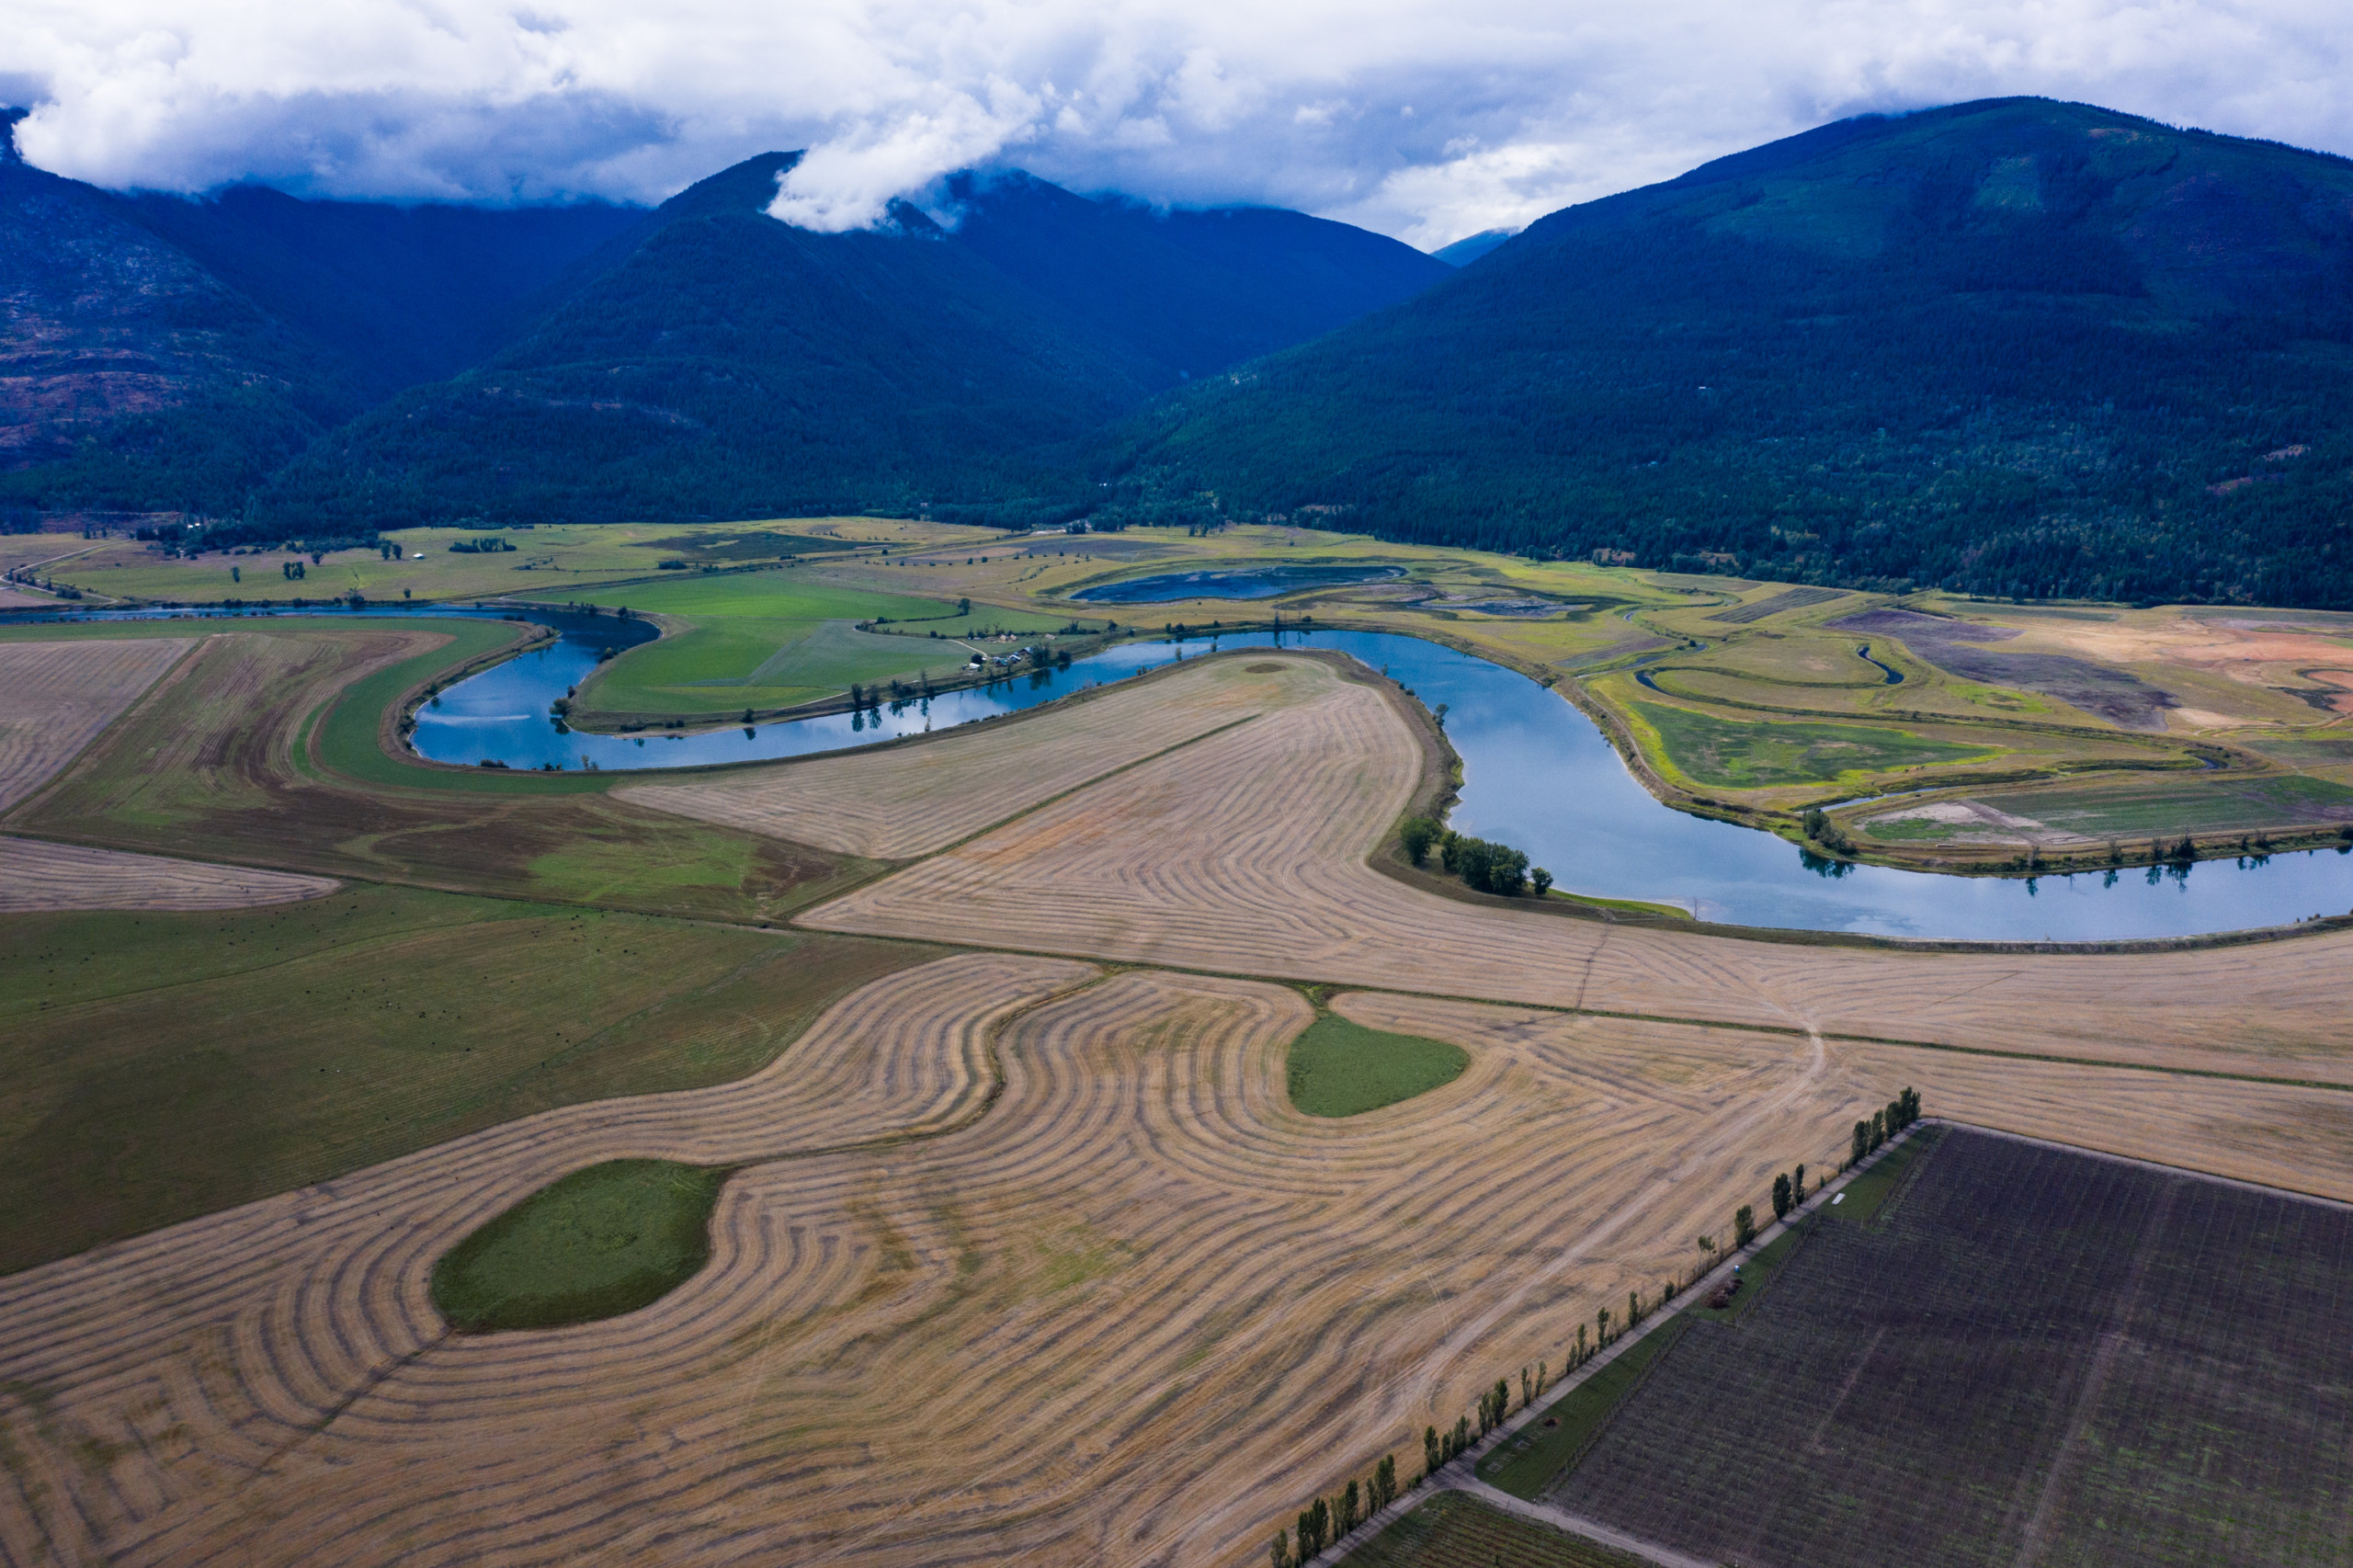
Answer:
[20, 603, 2353, 941]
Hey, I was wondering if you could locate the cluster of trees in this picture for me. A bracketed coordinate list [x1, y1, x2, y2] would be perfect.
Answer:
[1397, 818, 1553, 898]
[1849, 1086, 1924, 1166]
[1799, 807, 1856, 858]
[1269, 1454, 1396, 1566]
[1770, 1164, 1811, 1222]
[447, 536, 516, 553]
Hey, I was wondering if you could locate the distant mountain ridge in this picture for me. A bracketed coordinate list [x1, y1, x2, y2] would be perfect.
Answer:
[0, 128, 1448, 533]
[1102, 97, 2353, 606]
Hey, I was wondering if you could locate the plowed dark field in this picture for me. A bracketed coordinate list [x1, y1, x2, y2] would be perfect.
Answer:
[1549, 1125, 2353, 1568]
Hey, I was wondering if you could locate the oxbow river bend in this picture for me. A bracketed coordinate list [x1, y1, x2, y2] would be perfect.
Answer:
[17, 603, 2353, 941]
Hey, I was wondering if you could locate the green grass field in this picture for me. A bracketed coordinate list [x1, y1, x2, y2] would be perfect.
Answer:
[432, 1159, 731, 1331]
[1287, 1014, 1469, 1117]
[0, 885, 934, 1273]
[1953, 774, 2353, 839]
[576, 573, 977, 715]
[1634, 702, 1996, 788]
[33, 518, 882, 606]
[1478, 1318, 1692, 1499]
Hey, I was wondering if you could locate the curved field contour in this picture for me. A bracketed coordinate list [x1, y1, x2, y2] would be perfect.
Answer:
[803, 652, 2353, 1085]
[619, 654, 1322, 858]
[0, 835, 338, 910]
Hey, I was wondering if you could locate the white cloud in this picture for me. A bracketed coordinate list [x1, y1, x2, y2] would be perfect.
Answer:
[5, 0, 2351, 244]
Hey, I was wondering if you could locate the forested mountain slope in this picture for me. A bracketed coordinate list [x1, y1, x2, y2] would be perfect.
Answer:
[1101, 98, 2353, 606]
[0, 109, 637, 520]
[253, 156, 1451, 532]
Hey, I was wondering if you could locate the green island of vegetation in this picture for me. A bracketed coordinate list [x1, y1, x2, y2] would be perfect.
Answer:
[1632, 701, 1995, 789]
[1286, 1013, 1469, 1118]
[432, 1159, 732, 1332]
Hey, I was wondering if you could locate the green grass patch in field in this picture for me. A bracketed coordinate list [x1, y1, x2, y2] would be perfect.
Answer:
[1964, 774, 2353, 838]
[1551, 890, 1694, 920]
[1287, 1013, 1468, 1117]
[0, 886, 936, 1273]
[1634, 702, 1996, 788]
[1830, 1126, 1939, 1225]
[582, 574, 939, 621]
[432, 1159, 731, 1331]
[1479, 1317, 1692, 1499]
[1342, 1490, 1647, 1567]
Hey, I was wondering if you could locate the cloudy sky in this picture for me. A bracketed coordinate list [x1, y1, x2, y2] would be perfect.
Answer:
[6, 0, 2349, 249]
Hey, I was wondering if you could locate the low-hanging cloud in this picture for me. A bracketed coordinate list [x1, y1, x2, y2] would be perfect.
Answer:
[8, 0, 2352, 246]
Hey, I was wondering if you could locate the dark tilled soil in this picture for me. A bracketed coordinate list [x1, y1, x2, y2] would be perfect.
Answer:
[1833, 608, 2179, 730]
[1548, 1127, 2353, 1568]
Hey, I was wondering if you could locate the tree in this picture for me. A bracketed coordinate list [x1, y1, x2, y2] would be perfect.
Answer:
[231, 565, 240, 583]
[1530, 867, 1553, 896]
[1772, 1172, 1793, 1221]
[1423, 1425, 1440, 1479]
[1520, 1366, 1533, 1409]
[1269, 1529, 1291, 1568]
[1851, 1119, 1870, 1166]
[1300, 1497, 1328, 1558]
[1452, 1415, 1470, 1456]
[1597, 1306, 1610, 1345]
[1793, 1164, 1806, 1205]
[1339, 1479, 1359, 1537]
[1734, 1204, 1756, 1249]
[1629, 1289, 1641, 1328]
[1438, 831, 1462, 873]
[1575, 1323, 1587, 1362]
[1399, 817, 1439, 866]
[1870, 1111, 1886, 1152]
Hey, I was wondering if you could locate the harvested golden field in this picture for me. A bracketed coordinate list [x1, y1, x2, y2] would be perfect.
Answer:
[619, 655, 1321, 857]
[0, 952, 1916, 1568]
[0, 835, 336, 910]
[0, 636, 192, 810]
[1823, 1040, 2353, 1201]
[804, 653, 2353, 1086]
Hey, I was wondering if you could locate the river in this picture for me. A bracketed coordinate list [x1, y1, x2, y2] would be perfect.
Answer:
[13, 603, 2352, 941]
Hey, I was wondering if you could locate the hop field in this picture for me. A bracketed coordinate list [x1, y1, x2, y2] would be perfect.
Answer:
[1547, 1127, 2353, 1568]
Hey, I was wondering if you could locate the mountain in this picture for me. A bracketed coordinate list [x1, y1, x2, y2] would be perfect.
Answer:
[121, 186, 640, 393]
[0, 110, 639, 520]
[1430, 228, 1518, 267]
[1100, 98, 2353, 606]
[252, 157, 1451, 533]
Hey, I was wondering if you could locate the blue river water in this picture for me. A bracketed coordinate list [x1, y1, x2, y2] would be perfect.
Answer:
[13, 603, 2353, 940]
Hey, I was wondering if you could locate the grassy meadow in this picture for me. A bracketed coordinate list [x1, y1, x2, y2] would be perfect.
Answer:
[0, 883, 934, 1271]
[433, 1159, 731, 1331]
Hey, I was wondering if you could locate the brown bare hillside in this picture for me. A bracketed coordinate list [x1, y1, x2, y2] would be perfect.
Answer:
[803, 653, 2353, 1085]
